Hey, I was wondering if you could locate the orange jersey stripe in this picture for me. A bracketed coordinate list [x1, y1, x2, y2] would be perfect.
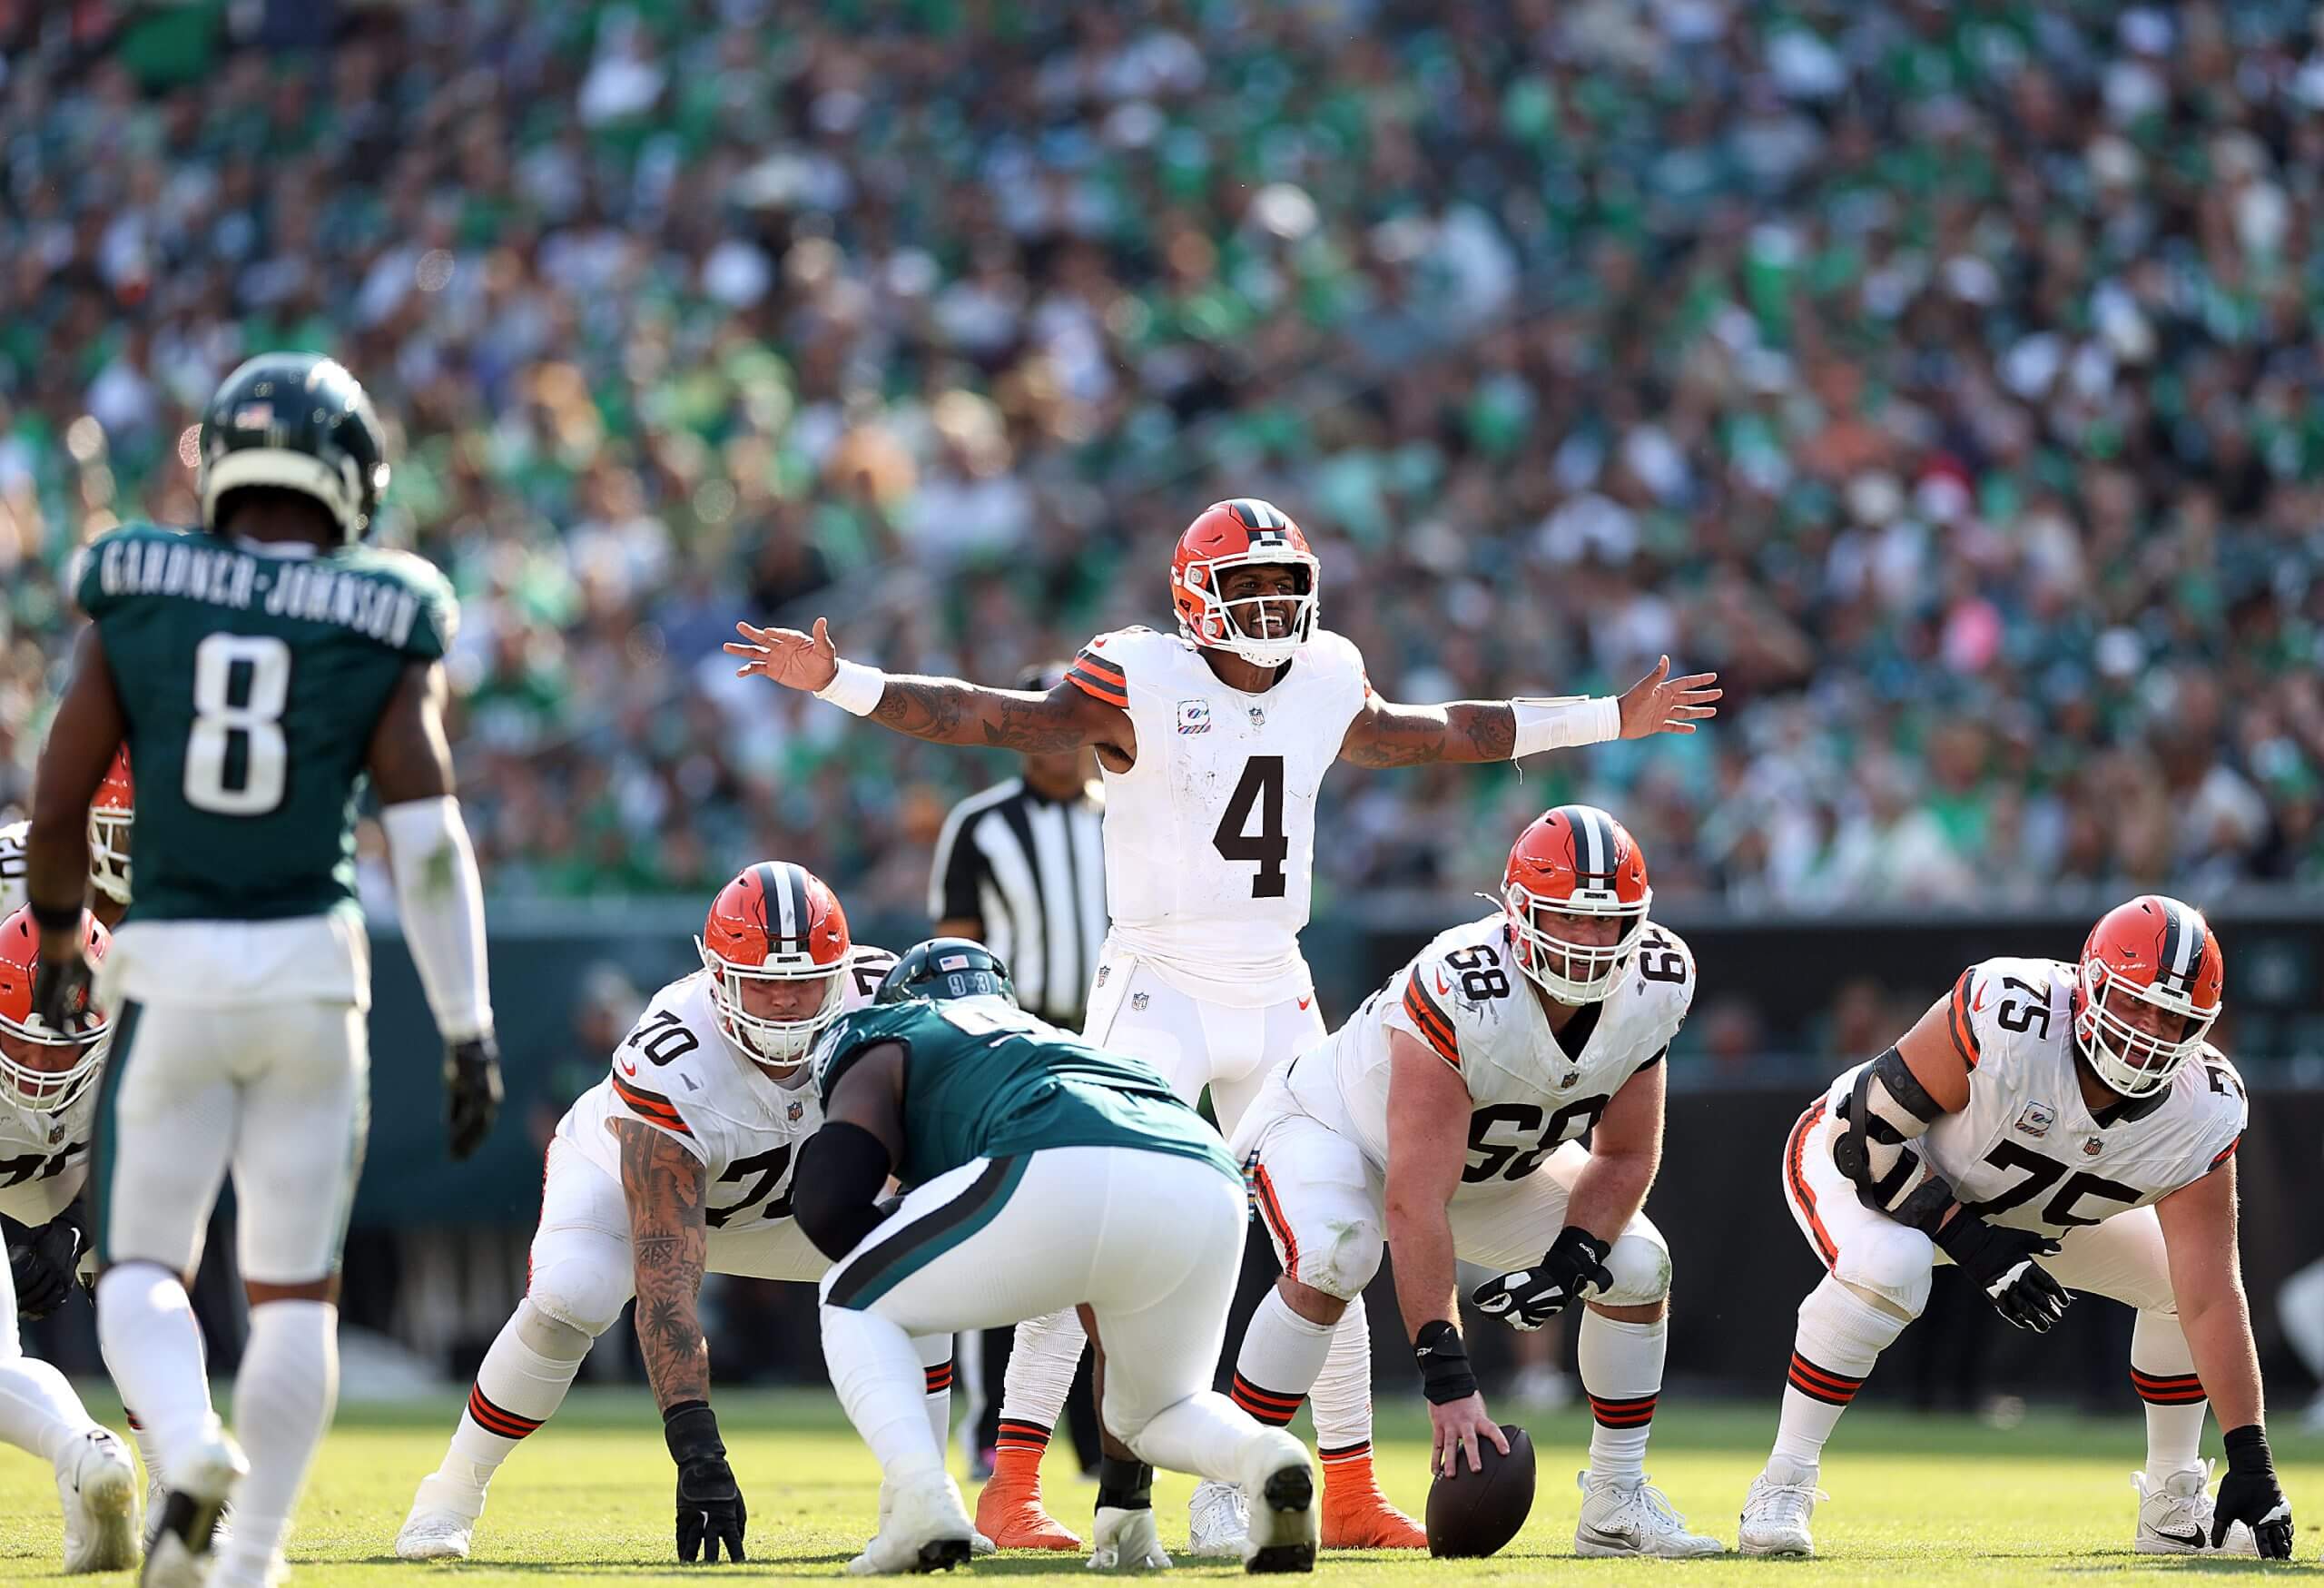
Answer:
[611, 1077, 692, 1134]
[1947, 971, 1983, 1068]
[1401, 979, 1460, 1067]
[1072, 647, 1126, 683]
[1065, 665, 1128, 707]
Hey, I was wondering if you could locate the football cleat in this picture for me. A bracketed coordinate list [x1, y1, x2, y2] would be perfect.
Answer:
[882, 1476, 993, 1555]
[1087, 1505, 1172, 1572]
[1238, 1430, 1317, 1574]
[397, 1469, 487, 1561]
[1187, 1477, 1251, 1555]
[2133, 1464, 2256, 1556]
[1738, 1459, 1824, 1558]
[1574, 1469, 1723, 1558]
[1317, 1454, 1427, 1550]
[58, 1427, 138, 1574]
[972, 1452, 1080, 1550]
[849, 1471, 975, 1575]
[141, 1425, 246, 1588]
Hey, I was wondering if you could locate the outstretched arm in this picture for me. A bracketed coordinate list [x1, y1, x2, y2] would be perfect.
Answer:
[1340, 655, 1719, 768]
[726, 617, 1134, 765]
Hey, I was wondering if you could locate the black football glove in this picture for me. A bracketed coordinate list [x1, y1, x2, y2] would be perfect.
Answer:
[444, 1035, 504, 1162]
[2214, 1425, 2293, 1558]
[666, 1402, 747, 1563]
[1934, 1215, 2070, 1332]
[10, 1198, 88, 1320]
[1470, 1226, 1613, 1331]
[30, 952, 95, 1038]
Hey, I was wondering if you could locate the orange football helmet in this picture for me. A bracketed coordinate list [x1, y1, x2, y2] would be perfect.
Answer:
[696, 862, 852, 1067]
[88, 747, 133, 905]
[2073, 894, 2223, 1099]
[1500, 805, 1653, 1004]
[1169, 498, 1319, 666]
[0, 905, 110, 1112]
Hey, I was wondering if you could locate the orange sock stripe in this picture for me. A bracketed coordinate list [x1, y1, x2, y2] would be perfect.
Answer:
[1317, 1441, 1371, 1464]
[1787, 1353, 1865, 1394]
[467, 1386, 543, 1439]
[2131, 1370, 2206, 1406]
[996, 1419, 1051, 1444]
[924, 1366, 955, 1392]
[1588, 1392, 1659, 1427]
[1229, 1374, 1306, 1411]
[1229, 1377, 1302, 1425]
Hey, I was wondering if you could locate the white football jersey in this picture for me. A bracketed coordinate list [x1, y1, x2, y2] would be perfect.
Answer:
[557, 945, 897, 1232]
[1284, 912, 1693, 1196]
[1826, 956, 2246, 1239]
[0, 1083, 94, 1228]
[1065, 625, 1371, 1001]
[0, 819, 26, 918]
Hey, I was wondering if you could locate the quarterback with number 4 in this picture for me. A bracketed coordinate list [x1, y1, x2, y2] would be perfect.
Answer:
[1741, 894, 2292, 1561]
[728, 499, 1718, 1554]
[398, 863, 968, 1565]
[1229, 807, 1721, 1559]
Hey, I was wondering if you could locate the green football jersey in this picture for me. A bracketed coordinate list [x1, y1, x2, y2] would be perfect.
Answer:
[813, 997, 1238, 1188]
[76, 524, 456, 922]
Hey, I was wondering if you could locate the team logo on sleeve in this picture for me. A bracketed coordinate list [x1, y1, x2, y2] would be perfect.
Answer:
[2013, 1101, 2056, 1139]
[1177, 700, 1212, 735]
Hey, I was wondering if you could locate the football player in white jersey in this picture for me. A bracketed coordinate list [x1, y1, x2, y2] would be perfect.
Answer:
[730, 499, 1717, 1553]
[0, 905, 141, 1573]
[1228, 806, 1722, 1558]
[1739, 894, 2293, 1561]
[1, 747, 135, 929]
[396, 863, 966, 1564]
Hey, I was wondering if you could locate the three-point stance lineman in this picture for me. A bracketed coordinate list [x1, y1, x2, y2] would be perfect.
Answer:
[731, 498, 1718, 1553]
[797, 941, 1316, 1575]
[1739, 894, 2293, 1561]
[26, 353, 504, 1588]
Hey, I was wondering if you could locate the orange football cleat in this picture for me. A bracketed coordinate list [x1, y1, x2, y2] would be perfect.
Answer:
[1320, 1446, 1428, 1549]
[974, 1446, 1082, 1551]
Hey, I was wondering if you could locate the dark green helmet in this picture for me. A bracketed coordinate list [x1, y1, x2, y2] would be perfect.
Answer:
[199, 353, 389, 543]
[876, 938, 1018, 1006]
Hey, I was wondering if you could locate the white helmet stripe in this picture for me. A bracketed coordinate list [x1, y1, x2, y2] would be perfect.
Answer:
[761, 861, 801, 947]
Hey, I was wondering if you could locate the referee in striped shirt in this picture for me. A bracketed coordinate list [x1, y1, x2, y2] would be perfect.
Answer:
[928, 661, 1108, 1478]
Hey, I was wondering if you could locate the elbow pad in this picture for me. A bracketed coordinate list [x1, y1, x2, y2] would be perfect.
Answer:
[793, 1123, 895, 1261]
[380, 795, 494, 1042]
[1832, 1047, 1953, 1228]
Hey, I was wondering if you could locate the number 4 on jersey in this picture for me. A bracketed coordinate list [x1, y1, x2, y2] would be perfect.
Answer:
[1214, 755, 1287, 898]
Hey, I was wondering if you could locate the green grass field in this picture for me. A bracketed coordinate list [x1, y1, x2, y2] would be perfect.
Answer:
[1, 1388, 2317, 1583]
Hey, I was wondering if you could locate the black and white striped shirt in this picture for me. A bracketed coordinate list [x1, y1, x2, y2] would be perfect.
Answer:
[928, 777, 1107, 1027]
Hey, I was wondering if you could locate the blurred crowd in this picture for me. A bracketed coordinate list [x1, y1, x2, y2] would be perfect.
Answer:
[7, 0, 2324, 919]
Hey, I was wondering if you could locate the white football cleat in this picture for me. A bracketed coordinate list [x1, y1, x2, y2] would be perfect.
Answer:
[1087, 1506, 1172, 1572]
[849, 1471, 974, 1575]
[1574, 1470, 1723, 1558]
[1237, 1429, 1316, 1574]
[1738, 1459, 1824, 1559]
[397, 1469, 489, 1562]
[2133, 1464, 2256, 1555]
[880, 1475, 992, 1556]
[141, 1425, 246, 1588]
[1187, 1478, 1251, 1556]
[57, 1427, 138, 1574]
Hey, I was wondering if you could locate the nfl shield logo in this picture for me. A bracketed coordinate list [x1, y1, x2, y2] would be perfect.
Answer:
[1132, 991, 1150, 1011]
[2082, 1137, 2102, 1157]
[1559, 1070, 1581, 1090]
[1247, 705, 1266, 727]
[1095, 965, 1110, 988]
[787, 1100, 803, 1122]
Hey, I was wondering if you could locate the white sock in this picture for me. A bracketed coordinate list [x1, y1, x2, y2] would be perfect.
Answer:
[1769, 1277, 1905, 1473]
[124, 1409, 167, 1487]
[2131, 1309, 2207, 1477]
[95, 1265, 217, 1483]
[915, 1335, 955, 1461]
[1307, 1294, 1374, 1465]
[0, 1356, 101, 1465]
[995, 1310, 1085, 1447]
[215, 1300, 339, 1587]
[1128, 1391, 1265, 1489]
[1578, 1310, 1665, 1484]
[1229, 1288, 1333, 1434]
[822, 1305, 944, 1482]
[439, 1300, 590, 1486]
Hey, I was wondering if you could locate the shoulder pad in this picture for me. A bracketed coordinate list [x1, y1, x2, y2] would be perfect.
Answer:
[1388, 919, 1517, 1072]
[76, 525, 193, 617]
[340, 546, 458, 657]
[1948, 957, 2070, 1073]
[1068, 628, 1172, 705]
[812, 1002, 913, 1102]
[842, 945, 901, 1011]
[1623, 923, 1697, 1048]
[2188, 1044, 2249, 1169]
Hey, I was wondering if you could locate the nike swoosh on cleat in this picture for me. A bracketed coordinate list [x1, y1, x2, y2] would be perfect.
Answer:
[1577, 1526, 1631, 1548]
[2151, 1527, 2205, 1548]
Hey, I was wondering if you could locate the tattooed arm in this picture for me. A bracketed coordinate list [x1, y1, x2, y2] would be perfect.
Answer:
[1340, 656, 1721, 768]
[725, 616, 1136, 767]
[613, 1118, 712, 1412]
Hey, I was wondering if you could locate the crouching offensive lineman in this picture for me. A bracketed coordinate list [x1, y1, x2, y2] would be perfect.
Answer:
[1226, 806, 1721, 1558]
[1739, 894, 2294, 1561]
[798, 940, 1317, 1575]
[398, 863, 962, 1563]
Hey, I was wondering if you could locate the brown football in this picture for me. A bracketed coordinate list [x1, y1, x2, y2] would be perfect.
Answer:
[1425, 1424, 1536, 1558]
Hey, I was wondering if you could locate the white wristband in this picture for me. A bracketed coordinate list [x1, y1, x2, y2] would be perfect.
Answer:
[814, 657, 888, 716]
[1509, 695, 1621, 758]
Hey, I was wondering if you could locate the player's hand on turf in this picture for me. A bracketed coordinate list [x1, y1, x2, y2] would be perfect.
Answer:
[444, 1035, 504, 1161]
[7, 1216, 81, 1319]
[29, 952, 95, 1039]
[726, 617, 839, 693]
[1428, 1393, 1511, 1479]
[1616, 656, 1720, 739]
[1935, 1216, 2070, 1332]
[2214, 1425, 2294, 1558]
[1470, 1226, 1612, 1330]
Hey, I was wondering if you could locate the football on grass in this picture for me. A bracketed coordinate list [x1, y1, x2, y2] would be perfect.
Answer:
[1425, 1424, 1535, 1558]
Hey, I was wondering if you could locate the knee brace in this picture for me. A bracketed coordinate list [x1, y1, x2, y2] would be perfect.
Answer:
[1835, 1223, 1936, 1321]
[1597, 1230, 1673, 1307]
[525, 1261, 627, 1340]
